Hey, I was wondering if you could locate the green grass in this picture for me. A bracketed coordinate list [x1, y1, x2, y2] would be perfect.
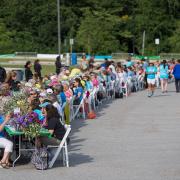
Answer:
[1, 64, 56, 76]
[0, 57, 56, 62]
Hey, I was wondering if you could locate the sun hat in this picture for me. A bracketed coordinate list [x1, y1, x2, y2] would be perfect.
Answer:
[39, 92, 47, 97]
[46, 88, 53, 94]
[48, 79, 59, 87]
[39, 102, 51, 108]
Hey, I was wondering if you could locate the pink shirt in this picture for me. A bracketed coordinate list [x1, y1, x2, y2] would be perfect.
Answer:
[92, 79, 99, 87]
[65, 89, 73, 100]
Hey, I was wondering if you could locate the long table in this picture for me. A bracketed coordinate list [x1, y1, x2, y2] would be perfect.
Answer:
[5, 126, 51, 167]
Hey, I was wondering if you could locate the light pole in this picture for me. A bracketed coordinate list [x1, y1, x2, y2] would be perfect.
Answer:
[155, 38, 160, 56]
[142, 30, 146, 56]
[57, 0, 61, 56]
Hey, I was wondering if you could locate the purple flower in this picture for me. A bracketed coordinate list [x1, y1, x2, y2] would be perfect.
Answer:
[22, 122, 28, 128]
[17, 116, 25, 124]
[28, 118, 33, 123]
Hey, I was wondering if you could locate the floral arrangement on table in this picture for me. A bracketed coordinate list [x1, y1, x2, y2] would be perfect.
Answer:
[3, 92, 29, 115]
[15, 111, 43, 139]
[3, 92, 42, 139]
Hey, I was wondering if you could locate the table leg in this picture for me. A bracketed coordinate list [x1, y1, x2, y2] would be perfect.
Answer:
[13, 135, 21, 168]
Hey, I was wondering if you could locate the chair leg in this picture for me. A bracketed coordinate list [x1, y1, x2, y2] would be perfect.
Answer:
[93, 98, 96, 111]
[64, 142, 69, 167]
[82, 103, 86, 120]
[62, 147, 66, 166]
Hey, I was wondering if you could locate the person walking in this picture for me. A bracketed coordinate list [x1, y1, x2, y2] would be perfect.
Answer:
[173, 59, 180, 93]
[34, 59, 42, 80]
[80, 55, 88, 71]
[55, 55, 62, 75]
[146, 62, 157, 97]
[0, 66, 6, 83]
[160, 60, 169, 93]
[25, 61, 33, 82]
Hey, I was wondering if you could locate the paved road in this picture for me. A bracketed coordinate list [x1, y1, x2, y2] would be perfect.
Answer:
[1, 84, 180, 180]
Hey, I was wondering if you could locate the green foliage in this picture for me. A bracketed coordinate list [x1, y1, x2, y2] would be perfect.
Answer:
[0, 0, 179, 54]
[76, 9, 120, 54]
[0, 21, 14, 53]
[168, 21, 180, 52]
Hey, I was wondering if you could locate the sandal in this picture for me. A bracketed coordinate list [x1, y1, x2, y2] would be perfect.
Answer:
[6, 162, 12, 167]
[0, 161, 10, 169]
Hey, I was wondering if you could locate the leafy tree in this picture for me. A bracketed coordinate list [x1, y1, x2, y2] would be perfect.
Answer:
[0, 0, 179, 54]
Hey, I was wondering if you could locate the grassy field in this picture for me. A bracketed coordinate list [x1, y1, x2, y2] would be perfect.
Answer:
[1, 64, 55, 76]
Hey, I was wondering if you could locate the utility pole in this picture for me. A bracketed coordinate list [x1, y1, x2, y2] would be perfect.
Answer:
[142, 30, 146, 56]
[57, 0, 61, 55]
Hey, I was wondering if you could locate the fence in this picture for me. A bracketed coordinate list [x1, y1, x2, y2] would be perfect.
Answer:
[111, 53, 130, 60]
[160, 53, 180, 60]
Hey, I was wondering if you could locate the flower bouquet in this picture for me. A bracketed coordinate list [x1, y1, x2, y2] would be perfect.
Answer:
[3, 92, 29, 115]
[3, 92, 42, 139]
[16, 111, 43, 139]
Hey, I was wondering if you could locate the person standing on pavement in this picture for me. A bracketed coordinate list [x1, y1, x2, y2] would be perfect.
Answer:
[173, 59, 180, 93]
[80, 55, 88, 71]
[34, 59, 42, 81]
[25, 61, 33, 82]
[159, 60, 169, 93]
[146, 62, 157, 97]
[0, 66, 6, 83]
[55, 55, 62, 75]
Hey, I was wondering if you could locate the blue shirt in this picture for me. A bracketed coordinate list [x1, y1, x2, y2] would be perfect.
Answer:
[173, 64, 180, 79]
[126, 61, 133, 67]
[101, 63, 107, 68]
[85, 81, 93, 91]
[74, 87, 83, 101]
[33, 109, 45, 122]
[128, 70, 135, 77]
[160, 65, 169, 79]
[143, 62, 148, 70]
[146, 66, 157, 79]
[0, 116, 4, 138]
[57, 92, 66, 105]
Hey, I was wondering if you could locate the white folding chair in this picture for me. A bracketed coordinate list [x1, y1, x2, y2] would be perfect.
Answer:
[72, 94, 86, 120]
[137, 75, 145, 90]
[69, 96, 75, 122]
[97, 83, 105, 106]
[48, 125, 71, 168]
[110, 80, 116, 99]
[90, 88, 98, 111]
[105, 81, 111, 99]
[61, 102, 67, 124]
[121, 81, 129, 98]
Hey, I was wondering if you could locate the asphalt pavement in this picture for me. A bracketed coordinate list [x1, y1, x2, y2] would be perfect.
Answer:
[1, 83, 180, 180]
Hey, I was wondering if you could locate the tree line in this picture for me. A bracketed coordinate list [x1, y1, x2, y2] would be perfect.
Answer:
[0, 0, 179, 55]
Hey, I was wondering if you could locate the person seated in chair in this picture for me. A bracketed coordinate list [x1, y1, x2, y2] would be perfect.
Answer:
[39, 103, 66, 146]
[73, 78, 84, 105]
[0, 114, 13, 169]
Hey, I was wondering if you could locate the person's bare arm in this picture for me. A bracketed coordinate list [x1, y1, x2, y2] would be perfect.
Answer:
[0, 114, 11, 132]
